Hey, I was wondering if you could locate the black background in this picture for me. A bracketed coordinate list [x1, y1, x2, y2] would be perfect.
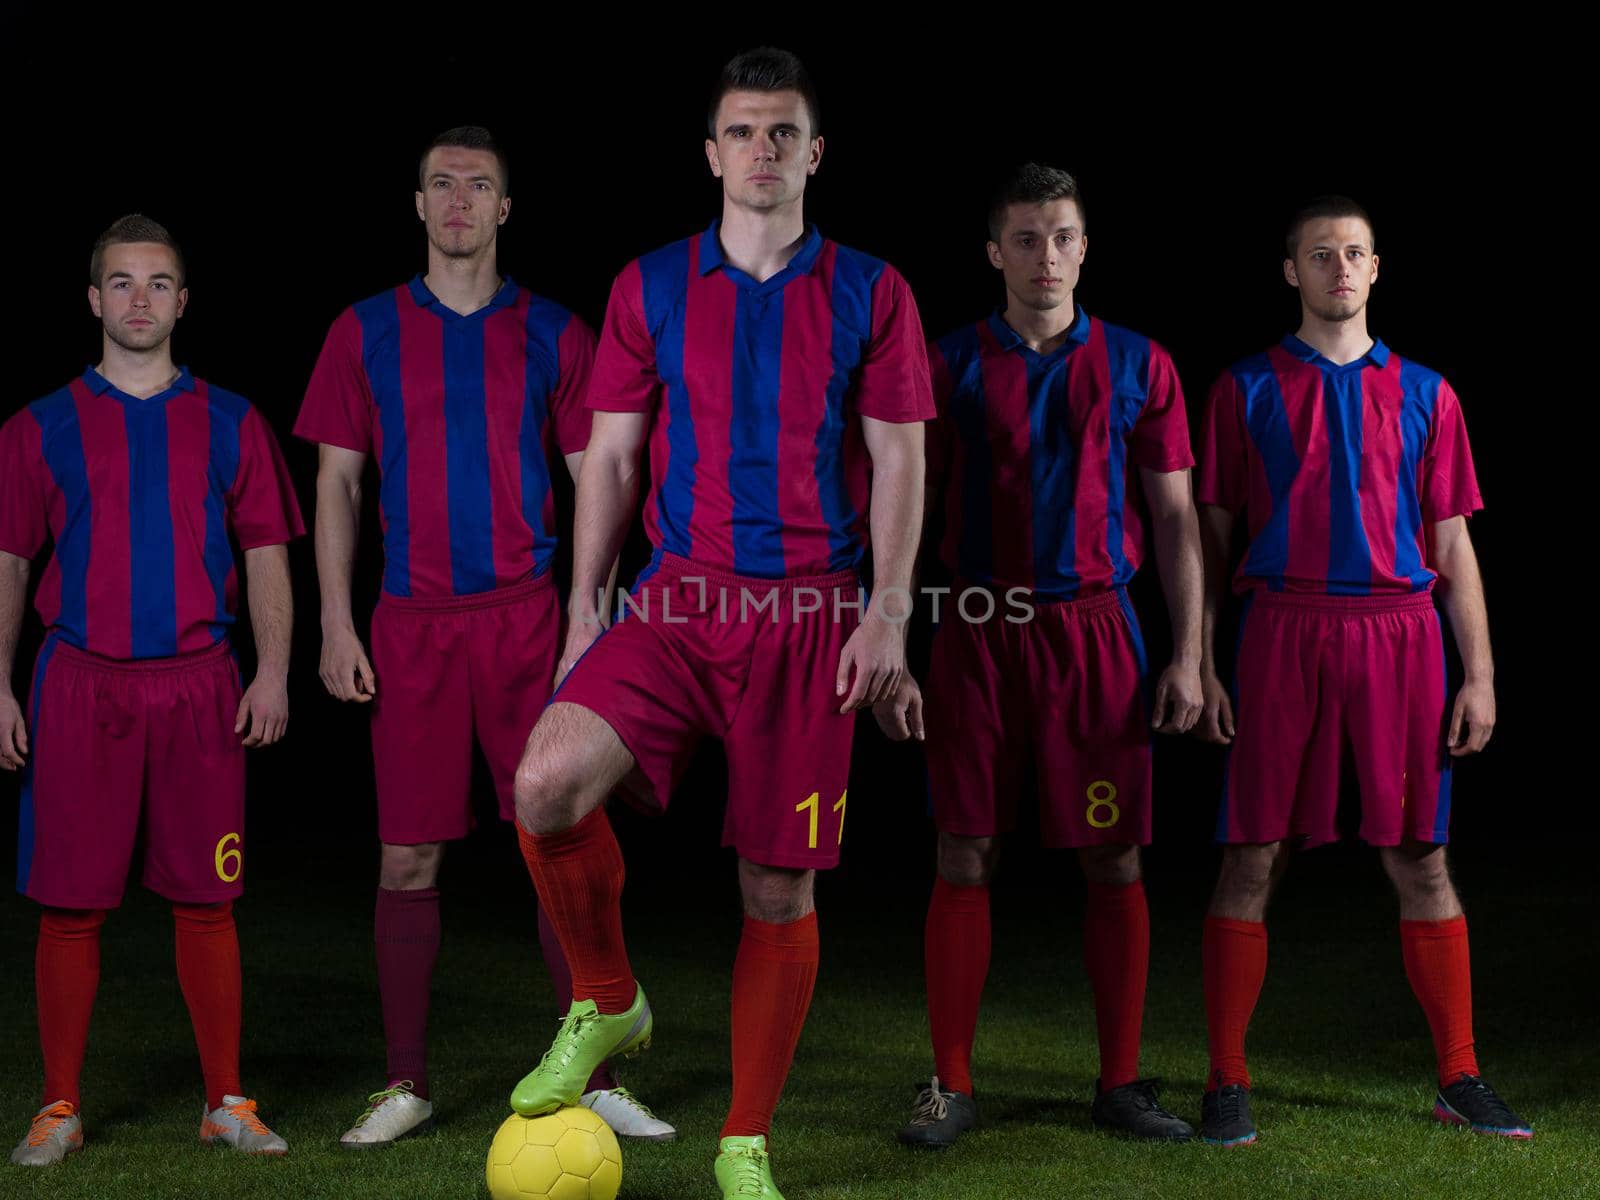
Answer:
[0, 25, 1581, 905]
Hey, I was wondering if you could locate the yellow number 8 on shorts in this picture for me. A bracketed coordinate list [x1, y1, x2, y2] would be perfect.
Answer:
[1085, 781, 1120, 829]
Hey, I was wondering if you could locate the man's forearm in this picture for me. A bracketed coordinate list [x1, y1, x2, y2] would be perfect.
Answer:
[1435, 535, 1494, 683]
[867, 440, 924, 621]
[315, 473, 361, 635]
[570, 449, 640, 626]
[244, 544, 293, 677]
[1153, 506, 1203, 667]
[0, 551, 30, 685]
[1197, 505, 1235, 673]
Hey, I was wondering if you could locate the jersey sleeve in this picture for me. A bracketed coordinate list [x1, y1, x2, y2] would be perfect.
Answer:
[1128, 344, 1195, 472]
[587, 262, 660, 414]
[294, 307, 374, 453]
[924, 338, 954, 494]
[551, 313, 597, 455]
[1422, 379, 1484, 522]
[854, 267, 935, 423]
[228, 407, 306, 550]
[1194, 371, 1248, 515]
[0, 409, 51, 560]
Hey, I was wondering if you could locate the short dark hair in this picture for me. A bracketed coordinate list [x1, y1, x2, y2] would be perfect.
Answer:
[1285, 195, 1374, 259]
[89, 214, 185, 288]
[707, 47, 821, 139]
[418, 125, 510, 195]
[987, 163, 1085, 243]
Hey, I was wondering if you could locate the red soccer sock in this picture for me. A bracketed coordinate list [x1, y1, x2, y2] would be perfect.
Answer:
[1084, 879, 1149, 1091]
[924, 877, 990, 1097]
[173, 902, 243, 1110]
[375, 886, 440, 1099]
[537, 902, 614, 1092]
[721, 912, 820, 1140]
[1400, 916, 1480, 1086]
[1203, 915, 1267, 1090]
[516, 808, 634, 1014]
[37, 908, 106, 1109]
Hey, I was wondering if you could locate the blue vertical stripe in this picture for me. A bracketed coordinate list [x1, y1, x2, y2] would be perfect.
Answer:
[1395, 361, 1442, 593]
[520, 304, 562, 577]
[731, 289, 786, 576]
[357, 291, 410, 596]
[1030, 354, 1078, 598]
[1102, 325, 1151, 589]
[641, 242, 695, 559]
[1431, 608, 1454, 842]
[1324, 367, 1372, 595]
[127, 402, 178, 657]
[444, 320, 496, 594]
[32, 395, 91, 647]
[1114, 586, 1153, 714]
[1237, 358, 1300, 591]
[820, 247, 882, 571]
[942, 330, 992, 585]
[14, 633, 60, 896]
[204, 389, 248, 642]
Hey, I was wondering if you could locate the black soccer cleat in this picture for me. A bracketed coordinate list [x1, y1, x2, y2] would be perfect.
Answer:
[897, 1077, 979, 1150]
[1091, 1078, 1194, 1141]
[1434, 1074, 1533, 1139]
[1200, 1083, 1257, 1147]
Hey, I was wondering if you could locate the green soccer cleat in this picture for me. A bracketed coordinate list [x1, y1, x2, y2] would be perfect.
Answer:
[510, 983, 653, 1116]
[715, 1134, 785, 1199]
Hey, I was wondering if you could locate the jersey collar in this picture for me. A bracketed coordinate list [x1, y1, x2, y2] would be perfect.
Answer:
[82, 365, 196, 401]
[406, 273, 520, 318]
[985, 304, 1091, 357]
[698, 221, 825, 288]
[1281, 333, 1391, 370]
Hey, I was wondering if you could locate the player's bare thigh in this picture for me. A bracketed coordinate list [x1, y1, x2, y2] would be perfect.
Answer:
[514, 701, 636, 834]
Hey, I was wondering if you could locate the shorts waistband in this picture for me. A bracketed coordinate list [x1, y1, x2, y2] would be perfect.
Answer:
[952, 579, 1127, 619]
[49, 636, 234, 675]
[647, 552, 860, 593]
[1251, 589, 1436, 615]
[378, 571, 553, 614]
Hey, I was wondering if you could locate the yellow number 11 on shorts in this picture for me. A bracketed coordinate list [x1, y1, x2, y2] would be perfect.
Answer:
[796, 790, 849, 849]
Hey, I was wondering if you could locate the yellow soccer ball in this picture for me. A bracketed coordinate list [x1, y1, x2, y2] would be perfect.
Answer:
[486, 1106, 623, 1200]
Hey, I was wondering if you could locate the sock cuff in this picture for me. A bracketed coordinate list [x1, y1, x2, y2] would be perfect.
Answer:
[1400, 915, 1469, 939]
[1205, 914, 1266, 940]
[172, 901, 234, 927]
[931, 876, 991, 910]
[39, 908, 107, 937]
[741, 910, 819, 959]
[1085, 878, 1145, 905]
[517, 805, 614, 861]
[377, 885, 441, 904]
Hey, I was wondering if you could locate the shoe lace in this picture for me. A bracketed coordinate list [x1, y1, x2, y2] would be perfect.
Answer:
[1214, 1085, 1249, 1123]
[1119, 1078, 1173, 1114]
[908, 1077, 951, 1127]
[535, 1007, 600, 1075]
[604, 1086, 658, 1119]
[1449, 1075, 1517, 1124]
[725, 1144, 773, 1197]
[225, 1099, 270, 1136]
[26, 1102, 75, 1147]
[353, 1082, 415, 1127]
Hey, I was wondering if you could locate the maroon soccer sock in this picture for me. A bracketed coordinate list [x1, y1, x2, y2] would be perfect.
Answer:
[721, 912, 820, 1139]
[173, 902, 243, 1109]
[37, 908, 106, 1109]
[1084, 879, 1149, 1091]
[515, 809, 635, 1014]
[375, 886, 440, 1099]
[1203, 915, 1267, 1090]
[1400, 916, 1480, 1086]
[537, 902, 615, 1092]
[925, 877, 991, 1097]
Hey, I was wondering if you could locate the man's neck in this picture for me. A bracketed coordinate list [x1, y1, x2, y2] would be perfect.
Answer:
[96, 341, 179, 398]
[1002, 296, 1078, 354]
[1294, 310, 1374, 366]
[717, 202, 808, 283]
[423, 250, 503, 316]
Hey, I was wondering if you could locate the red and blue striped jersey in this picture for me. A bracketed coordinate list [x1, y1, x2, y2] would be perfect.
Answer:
[929, 309, 1193, 600]
[1196, 336, 1482, 595]
[587, 224, 934, 579]
[295, 276, 594, 598]
[0, 368, 303, 660]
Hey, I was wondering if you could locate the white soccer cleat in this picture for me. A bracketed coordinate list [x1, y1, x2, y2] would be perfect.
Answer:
[10, 1101, 83, 1167]
[339, 1082, 434, 1149]
[579, 1086, 677, 1142]
[199, 1095, 288, 1155]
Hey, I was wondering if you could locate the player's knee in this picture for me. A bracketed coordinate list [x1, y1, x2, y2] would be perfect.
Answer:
[1383, 844, 1454, 900]
[1218, 845, 1278, 902]
[1078, 842, 1140, 885]
[513, 750, 582, 833]
[739, 861, 814, 923]
[379, 842, 442, 890]
[937, 834, 998, 886]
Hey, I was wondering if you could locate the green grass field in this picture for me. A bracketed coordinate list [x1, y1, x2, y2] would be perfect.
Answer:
[0, 836, 1594, 1200]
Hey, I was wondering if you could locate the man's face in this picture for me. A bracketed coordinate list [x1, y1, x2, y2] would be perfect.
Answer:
[986, 198, 1087, 313]
[1285, 216, 1379, 322]
[705, 89, 822, 212]
[415, 146, 510, 259]
[89, 242, 187, 352]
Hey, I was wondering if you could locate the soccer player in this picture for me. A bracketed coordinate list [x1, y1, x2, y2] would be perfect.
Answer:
[0, 215, 302, 1166]
[506, 48, 933, 1200]
[296, 127, 672, 1146]
[882, 164, 1203, 1148]
[1192, 196, 1530, 1145]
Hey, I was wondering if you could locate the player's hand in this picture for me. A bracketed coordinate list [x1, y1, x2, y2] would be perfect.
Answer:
[1151, 660, 1203, 734]
[236, 671, 289, 748]
[1448, 677, 1495, 756]
[0, 690, 27, 770]
[836, 613, 905, 713]
[872, 675, 925, 742]
[554, 617, 605, 691]
[320, 625, 375, 702]
[1196, 667, 1235, 744]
